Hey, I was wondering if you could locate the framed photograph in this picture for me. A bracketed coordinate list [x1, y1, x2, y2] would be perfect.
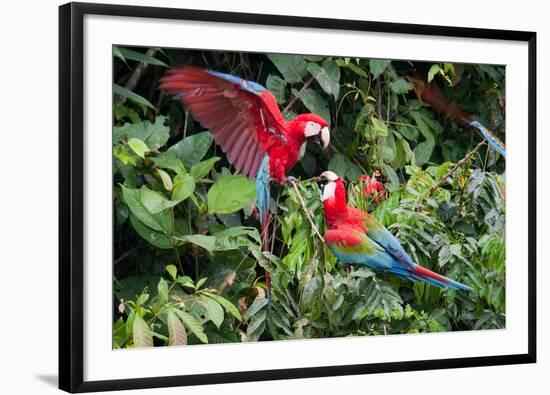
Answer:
[59, 2, 536, 392]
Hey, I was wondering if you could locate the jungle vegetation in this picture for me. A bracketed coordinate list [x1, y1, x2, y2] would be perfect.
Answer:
[112, 47, 505, 348]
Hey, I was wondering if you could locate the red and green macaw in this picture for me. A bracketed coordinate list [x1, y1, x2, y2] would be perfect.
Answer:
[408, 71, 506, 157]
[160, 66, 331, 303]
[320, 171, 472, 291]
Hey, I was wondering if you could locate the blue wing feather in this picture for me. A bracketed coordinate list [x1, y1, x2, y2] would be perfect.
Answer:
[206, 70, 266, 95]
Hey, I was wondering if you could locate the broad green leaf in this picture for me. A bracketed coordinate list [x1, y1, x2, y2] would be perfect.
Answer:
[307, 60, 340, 100]
[176, 234, 216, 253]
[157, 278, 169, 305]
[151, 152, 186, 175]
[167, 311, 187, 346]
[383, 164, 400, 192]
[121, 185, 173, 233]
[362, 279, 403, 319]
[113, 46, 125, 62]
[190, 157, 220, 180]
[156, 169, 173, 191]
[136, 293, 149, 306]
[328, 153, 362, 181]
[166, 264, 177, 280]
[301, 275, 321, 311]
[200, 295, 224, 329]
[113, 84, 155, 111]
[390, 78, 413, 94]
[172, 174, 196, 203]
[246, 309, 267, 336]
[129, 213, 172, 249]
[168, 132, 213, 169]
[266, 74, 287, 104]
[132, 314, 153, 348]
[293, 88, 331, 127]
[114, 46, 169, 67]
[213, 226, 261, 243]
[127, 138, 150, 159]
[370, 59, 391, 80]
[413, 140, 435, 166]
[114, 116, 170, 150]
[244, 297, 268, 320]
[113, 144, 139, 166]
[196, 277, 207, 289]
[203, 293, 242, 322]
[140, 187, 176, 214]
[114, 105, 141, 123]
[428, 64, 441, 83]
[207, 175, 256, 215]
[267, 54, 308, 83]
[173, 309, 208, 344]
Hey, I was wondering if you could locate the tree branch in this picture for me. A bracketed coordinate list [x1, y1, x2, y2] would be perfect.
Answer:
[121, 48, 157, 103]
[424, 138, 487, 200]
[289, 179, 325, 243]
[283, 77, 314, 113]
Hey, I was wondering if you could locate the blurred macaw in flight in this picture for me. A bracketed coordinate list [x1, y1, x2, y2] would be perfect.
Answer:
[160, 66, 331, 303]
[320, 171, 472, 291]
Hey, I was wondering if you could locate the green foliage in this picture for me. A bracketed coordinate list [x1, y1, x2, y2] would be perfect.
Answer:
[113, 47, 505, 347]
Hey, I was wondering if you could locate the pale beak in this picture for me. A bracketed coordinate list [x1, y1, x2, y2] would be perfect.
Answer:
[320, 127, 330, 149]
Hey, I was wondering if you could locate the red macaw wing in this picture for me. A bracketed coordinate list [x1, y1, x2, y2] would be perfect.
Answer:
[160, 66, 288, 178]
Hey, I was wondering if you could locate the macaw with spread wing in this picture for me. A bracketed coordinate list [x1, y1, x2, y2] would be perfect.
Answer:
[320, 171, 472, 291]
[160, 66, 331, 303]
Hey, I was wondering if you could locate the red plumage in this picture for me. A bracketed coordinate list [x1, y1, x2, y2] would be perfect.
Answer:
[323, 178, 368, 232]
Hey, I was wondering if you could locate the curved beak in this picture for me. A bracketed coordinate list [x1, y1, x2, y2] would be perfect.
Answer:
[320, 127, 330, 149]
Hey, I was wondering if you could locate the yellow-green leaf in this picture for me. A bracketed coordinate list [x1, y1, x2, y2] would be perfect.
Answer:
[128, 138, 150, 159]
[166, 264, 177, 280]
[157, 169, 173, 191]
[132, 314, 153, 348]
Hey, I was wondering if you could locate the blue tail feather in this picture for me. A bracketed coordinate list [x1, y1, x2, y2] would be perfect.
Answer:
[256, 155, 272, 307]
[256, 155, 271, 236]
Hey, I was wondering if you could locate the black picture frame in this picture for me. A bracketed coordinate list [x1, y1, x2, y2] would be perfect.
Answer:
[59, 2, 537, 392]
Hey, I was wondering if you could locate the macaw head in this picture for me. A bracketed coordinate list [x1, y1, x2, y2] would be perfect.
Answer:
[319, 171, 347, 226]
[293, 114, 330, 149]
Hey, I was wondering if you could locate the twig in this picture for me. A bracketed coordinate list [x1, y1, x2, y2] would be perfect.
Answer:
[122, 48, 157, 103]
[289, 179, 324, 242]
[424, 138, 487, 199]
[182, 110, 189, 139]
[114, 246, 140, 265]
[283, 77, 314, 113]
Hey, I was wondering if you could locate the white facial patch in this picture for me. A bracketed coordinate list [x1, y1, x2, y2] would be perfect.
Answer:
[304, 121, 321, 137]
[322, 181, 336, 201]
[320, 170, 339, 181]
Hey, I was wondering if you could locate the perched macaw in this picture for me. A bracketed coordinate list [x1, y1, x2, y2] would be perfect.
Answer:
[407, 71, 506, 157]
[320, 171, 472, 291]
[160, 66, 331, 303]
